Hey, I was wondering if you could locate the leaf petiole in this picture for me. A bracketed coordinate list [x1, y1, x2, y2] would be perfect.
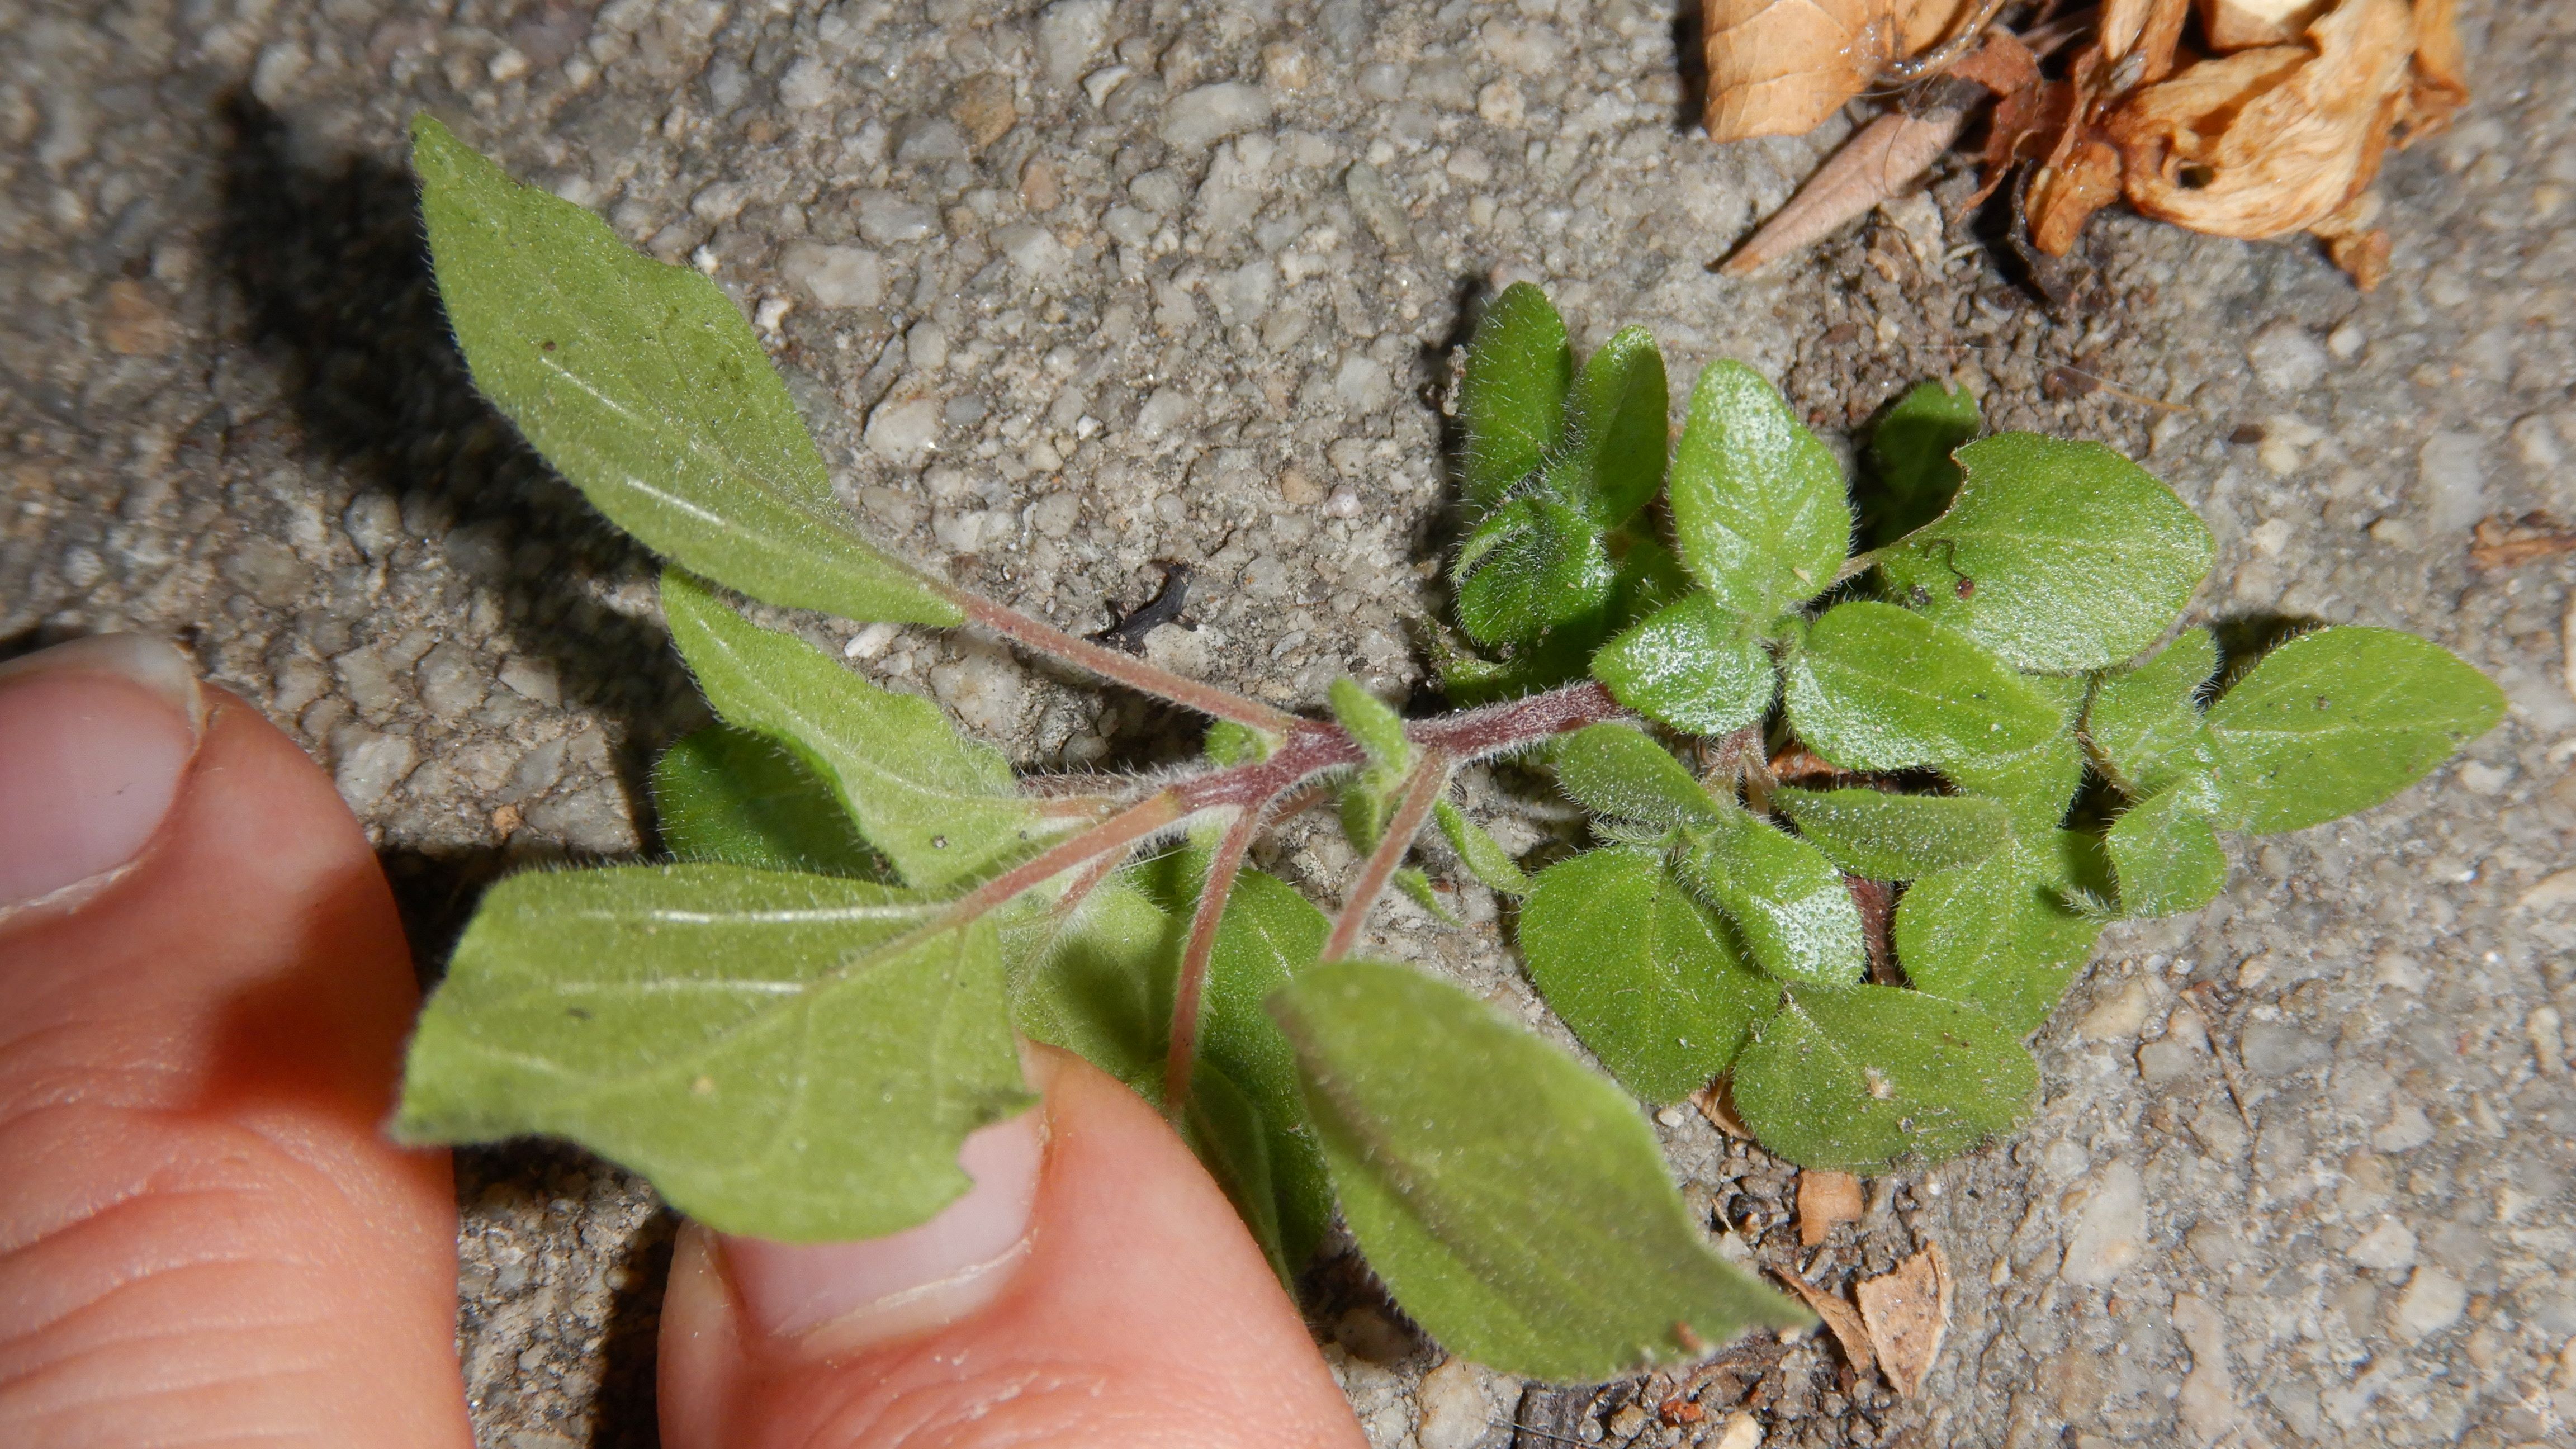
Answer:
[1163, 802, 1270, 1124]
[952, 590, 1300, 733]
[1324, 752, 1456, 961]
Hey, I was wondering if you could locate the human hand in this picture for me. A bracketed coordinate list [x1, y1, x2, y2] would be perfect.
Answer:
[0, 635, 1367, 1447]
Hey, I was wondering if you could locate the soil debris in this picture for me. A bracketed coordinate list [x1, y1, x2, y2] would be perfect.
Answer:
[1797, 1169, 1867, 1246]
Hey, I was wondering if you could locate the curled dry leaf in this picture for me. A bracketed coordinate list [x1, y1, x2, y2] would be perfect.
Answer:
[2200, 0, 2331, 50]
[1702, 0, 1996, 142]
[2108, 0, 2417, 240]
[1854, 1243, 1952, 1396]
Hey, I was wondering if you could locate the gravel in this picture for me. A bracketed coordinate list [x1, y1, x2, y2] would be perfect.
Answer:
[5, 2, 2573, 1447]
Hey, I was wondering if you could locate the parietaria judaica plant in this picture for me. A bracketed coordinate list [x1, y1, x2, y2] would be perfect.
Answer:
[391, 117, 2508, 1385]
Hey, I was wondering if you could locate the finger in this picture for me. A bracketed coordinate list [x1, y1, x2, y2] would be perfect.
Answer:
[659, 1045, 1365, 1449]
[0, 636, 469, 1446]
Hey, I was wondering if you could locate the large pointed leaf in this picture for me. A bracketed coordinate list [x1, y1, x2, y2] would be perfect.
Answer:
[1561, 325, 1670, 525]
[651, 726, 884, 877]
[1730, 984, 2037, 1174]
[1552, 723, 1722, 828]
[396, 864, 1030, 1242]
[412, 117, 955, 625]
[2085, 628, 2220, 797]
[1590, 591, 1777, 737]
[1891, 834, 2105, 1034]
[1666, 361, 1852, 622]
[1772, 787, 2011, 881]
[1784, 602, 2059, 772]
[2105, 788, 2228, 918]
[1874, 433, 2212, 673]
[663, 572, 1054, 891]
[1459, 282, 1571, 511]
[2204, 626, 2506, 834]
[1271, 960, 1808, 1382]
[1518, 848, 1775, 1104]
[1677, 805, 1868, 988]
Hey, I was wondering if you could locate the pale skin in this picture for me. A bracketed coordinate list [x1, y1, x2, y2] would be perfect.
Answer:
[0, 639, 1371, 1448]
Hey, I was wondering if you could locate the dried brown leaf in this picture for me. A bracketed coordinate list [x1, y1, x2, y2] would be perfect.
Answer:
[2026, 136, 2125, 255]
[1948, 27, 2040, 96]
[1855, 1244, 1953, 1396]
[1721, 107, 1970, 273]
[2097, 0, 2191, 85]
[2108, 0, 2418, 240]
[2401, 0, 2468, 140]
[1775, 1271, 1876, 1375]
[1796, 1169, 1866, 1246]
[1690, 1077, 1753, 1138]
[2199, 0, 2332, 50]
[1703, 0, 1905, 142]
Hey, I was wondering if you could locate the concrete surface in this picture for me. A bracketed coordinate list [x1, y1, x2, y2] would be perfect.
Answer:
[4, 1, 2572, 1446]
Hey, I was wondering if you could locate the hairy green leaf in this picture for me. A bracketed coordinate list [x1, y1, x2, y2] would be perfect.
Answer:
[1730, 985, 2038, 1173]
[1455, 496, 1620, 648]
[1772, 787, 2010, 880]
[2106, 788, 2228, 918]
[1013, 858, 1334, 1275]
[664, 572, 1050, 891]
[1590, 592, 1777, 737]
[2204, 626, 2506, 834]
[1944, 732, 2088, 836]
[1666, 362, 1852, 622]
[1562, 325, 1670, 526]
[396, 864, 1030, 1242]
[1866, 380, 1980, 544]
[651, 726, 883, 877]
[1204, 719, 1276, 766]
[1519, 848, 1775, 1104]
[1398, 868, 1465, 926]
[1784, 602, 2059, 772]
[1553, 723, 1721, 828]
[412, 117, 955, 625]
[1272, 960, 1808, 1382]
[2085, 628, 2220, 796]
[1874, 434, 2212, 673]
[1676, 806, 1868, 988]
[1892, 834, 2105, 1033]
[1459, 282, 1571, 511]
[1435, 799, 1531, 896]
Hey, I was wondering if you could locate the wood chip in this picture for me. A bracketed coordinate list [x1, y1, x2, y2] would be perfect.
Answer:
[2468, 513, 2576, 569]
[1691, 1078, 1752, 1138]
[1775, 1271, 1875, 1376]
[1855, 1243, 1953, 1397]
[1797, 1169, 1867, 1246]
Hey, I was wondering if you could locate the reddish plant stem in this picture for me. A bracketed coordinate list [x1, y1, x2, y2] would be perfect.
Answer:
[1323, 752, 1453, 962]
[1405, 678, 1626, 761]
[952, 591, 1300, 733]
[1161, 802, 1267, 1123]
[941, 788, 1185, 926]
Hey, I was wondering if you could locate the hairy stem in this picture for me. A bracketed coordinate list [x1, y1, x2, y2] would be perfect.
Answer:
[1323, 753, 1453, 961]
[944, 788, 1186, 925]
[953, 591, 1300, 733]
[1162, 803, 1266, 1123]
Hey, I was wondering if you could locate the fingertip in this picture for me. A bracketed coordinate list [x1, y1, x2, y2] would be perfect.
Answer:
[661, 1046, 1363, 1449]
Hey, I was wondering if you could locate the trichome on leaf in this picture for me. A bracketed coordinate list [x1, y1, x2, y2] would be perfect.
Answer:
[394, 117, 2504, 1384]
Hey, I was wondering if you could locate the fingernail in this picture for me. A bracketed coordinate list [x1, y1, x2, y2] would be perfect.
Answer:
[0, 635, 206, 911]
[722, 1107, 1045, 1353]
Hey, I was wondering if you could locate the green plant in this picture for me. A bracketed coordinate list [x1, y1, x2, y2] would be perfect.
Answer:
[392, 117, 2506, 1383]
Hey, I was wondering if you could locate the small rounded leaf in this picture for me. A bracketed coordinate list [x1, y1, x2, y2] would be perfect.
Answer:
[1590, 592, 1777, 736]
[1876, 433, 2213, 673]
[1784, 602, 2060, 772]
[1731, 985, 2038, 1175]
